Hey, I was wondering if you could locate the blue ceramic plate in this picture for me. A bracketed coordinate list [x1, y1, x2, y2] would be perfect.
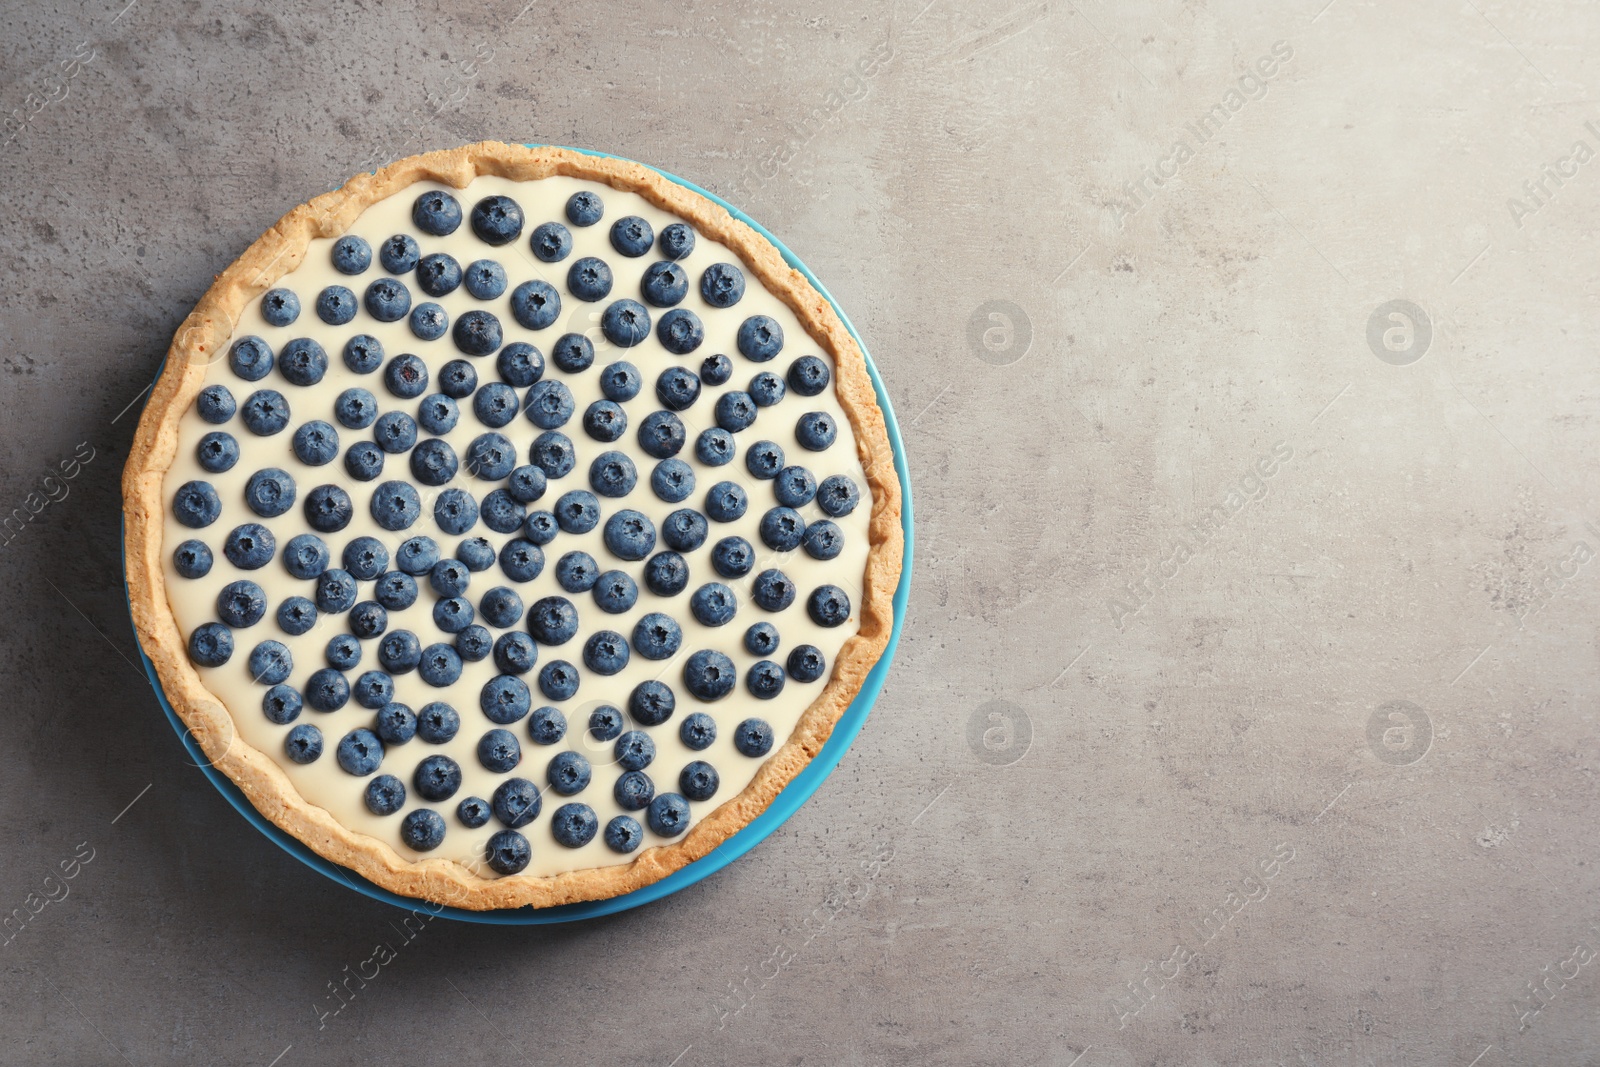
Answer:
[125, 146, 913, 923]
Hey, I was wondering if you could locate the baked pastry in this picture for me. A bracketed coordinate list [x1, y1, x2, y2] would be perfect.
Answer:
[122, 143, 902, 910]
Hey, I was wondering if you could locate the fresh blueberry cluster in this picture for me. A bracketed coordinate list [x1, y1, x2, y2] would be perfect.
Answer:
[173, 184, 864, 877]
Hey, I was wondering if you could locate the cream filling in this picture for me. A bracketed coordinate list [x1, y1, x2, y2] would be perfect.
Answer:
[160, 174, 870, 879]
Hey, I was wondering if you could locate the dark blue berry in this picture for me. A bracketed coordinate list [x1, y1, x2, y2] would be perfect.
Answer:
[379, 630, 422, 673]
[528, 705, 567, 746]
[380, 234, 419, 274]
[464, 258, 507, 299]
[817, 475, 861, 517]
[605, 815, 643, 852]
[530, 431, 575, 479]
[602, 299, 651, 347]
[224, 522, 275, 569]
[589, 705, 624, 742]
[657, 309, 703, 354]
[410, 302, 448, 341]
[695, 427, 734, 467]
[531, 221, 572, 262]
[414, 754, 462, 801]
[439, 358, 479, 398]
[714, 391, 757, 432]
[285, 724, 323, 764]
[567, 257, 613, 302]
[457, 536, 496, 572]
[658, 222, 695, 260]
[680, 712, 716, 751]
[316, 568, 357, 613]
[196, 384, 236, 424]
[651, 458, 694, 502]
[479, 585, 525, 628]
[316, 285, 357, 325]
[373, 412, 417, 454]
[648, 793, 690, 837]
[455, 625, 493, 662]
[656, 367, 700, 410]
[491, 777, 540, 828]
[615, 730, 655, 771]
[344, 442, 384, 481]
[216, 580, 267, 627]
[599, 361, 641, 401]
[364, 277, 411, 322]
[349, 601, 388, 639]
[747, 660, 786, 699]
[471, 194, 524, 245]
[795, 411, 837, 451]
[263, 684, 302, 724]
[710, 536, 753, 578]
[507, 464, 548, 504]
[734, 718, 775, 757]
[429, 558, 471, 597]
[700, 263, 745, 308]
[510, 280, 561, 330]
[278, 596, 318, 636]
[638, 411, 686, 459]
[413, 189, 463, 236]
[197, 432, 239, 473]
[376, 702, 417, 745]
[337, 727, 384, 775]
[493, 631, 538, 675]
[419, 643, 463, 687]
[690, 583, 737, 627]
[680, 761, 720, 801]
[304, 484, 354, 533]
[241, 389, 291, 435]
[466, 432, 517, 480]
[775, 466, 817, 508]
[705, 481, 748, 523]
[524, 380, 574, 430]
[370, 481, 422, 531]
[746, 622, 780, 657]
[188, 622, 233, 667]
[374, 571, 418, 611]
[610, 215, 653, 257]
[343, 334, 384, 374]
[538, 660, 580, 701]
[802, 519, 843, 560]
[417, 702, 461, 743]
[481, 677, 532, 728]
[551, 803, 598, 847]
[528, 596, 578, 645]
[433, 488, 479, 534]
[499, 538, 545, 581]
[453, 308, 502, 355]
[738, 315, 783, 362]
[644, 551, 689, 597]
[602, 510, 655, 561]
[592, 570, 638, 614]
[554, 491, 600, 534]
[700, 353, 733, 386]
[261, 287, 300, 327]
[331, 235, 371, 275]
[307, 668, 351, 711]
[292, 421, 340, 466]
[547, 751, 590, 796]
[614, 774, 654, 813]
[401, 809, 446, 851]
[416, 395, 460, 437]
[432, 596, 475, 634]
[760, 507, 807, 552]
[807, 585, 852, 627]
[551, 332, 594, 373]
[632, 613, 681, 661]
[555, 551, 599, 593]
[788, 355, 830, 397]
[485, 829, 531, 873]
[324, 633, 359, 670]
[384, 353, 429, 399]
[566, 191, 604, 226]
[683, 649, 736, 701]
[583, 400, 627, 443]
[334, 387, 378, 429]
[640, 260, 688, 306]
[583, 630, 630, 675]
[174, 539, 213, 579]
[473, 382, 520, 428]
[629, 680, 675, 726]
[749, 371, 786, 407]
[662, 508, 708, 552]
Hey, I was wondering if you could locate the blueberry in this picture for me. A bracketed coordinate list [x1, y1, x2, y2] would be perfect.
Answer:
[746, 622, 780, 657]
[658, 222, 695, 260]
[334, 387, 378, 430]
[592, 570, 639, 614]
[480, 586, 525, 628]
[379, 630, 423, 673]
[528, 705, 567, 745]
[554, 491, 600, 534]
[695, 427, 734, 467]
[331, 235, 371, 275]
[705, 481, 748, 523]
[651, 458, 694, 502]
[638, 411, 687, 459]
[582, 400, 627, 444]
[337, 727, 384, 775]
[602, 299, 651, 347]
[615, 730, 656, 772]
[603, 510, 656, 561]
[197, 431, 239, 474]
[216, 580, 267, 627]
[475, 491, 520, 537]
[420, 642, 464, 688]
[567, 256, 613, 302]
[439, 358, 480, 398]
[528, 596, 579, 645]
[261, 287, 300, 327]
[383, 354, 428, 400]
[700, 353, 733, 386]
[530, 431, 575, 479]
[455, 625, 493, 662]
[538, 660, 580, 701]
[644, 551, 689, 597]
[737, 315, 783, 362]
[324, 633, 359, 670]
[263, 684, 302, 724]
[188, 622, 233, 667]
[632, 613, 682, 661]
[432, 596, 475, 634]
[602, 815, 642, 853]
[316, 285, 357, 325]
[734, 718, 775, 757]
[473, 382, 520, 429]
[373, 412, 418, 455]
[376, 702, 417, 745]
[796, 411, 837, 451]
[609, 215, 653, 257]
[551, 333, 594, 374]
[818, 475, 862, 517]
[412, 189, 463, 235]
[304, 484, 354, 533]
[599, 361, 641, 401]
[810, 585, 854, 628]
[223, 523, 275, 570]
[657, 309, 704, 355]
[453, 308, 502, 355]
[690, 583, 737, 627]
[759, 507, 807, 552]
[547, 751, 591, 796]
[524, 380, 575, 430]
[629, 680, 675, 726]
[655, 367, 700, 410]
[196, 384, 236, 424]
[566, 191, 605, 226]
[481, 676, 532, 726]
[285, 724, 324, 764]
[366, 777, 406, 819]
[510, 279, 561, 330]
[413, 754, 463, 802]
[433, 488, 479, 534]
[679, 761, 719, 802]
[614, 774, 654, 813]
[491, 777, 541, 829]
[589, 705, 624, 742]
[415, 396, 460, 437]
[343, 334, 384, 374]
[466, 432, 517, 480]
[787, 355, 830, 397]
[241, 389, 291, 436]
[348, 601, 388, 639]
[680, 712, 716, 751]
[801, 519, 843, 560]
[401, 809, 446, 851]
[428, 557, 470, 598]
[464, 258, 508, 300]
[714, 391, 757, 433]
[507, 464, 548, 504]
[364, 277, 412, 322]
[417, 701, 461, 743]
[457, 536, 496, 572]
[700, 263, 745, 308]
[458, 796, 492, 828]
[315, 568, 357, 613]
[499, 538, 545, 581]
[485, 829, 532, 873]
[307, 668, 351, 711]
[583, 630, 630, 675]
[555, 551, 599, 593]
[647, 793, 690, 837]
[530, 221, 573, 262]
[350, 670, 390, 708]
[410, 302, 448, 341]
[683, 649, 737, 701]
[662, 508, 708, 552]
[775, 466, 818, 509]
[749, 371, 786, 407]
[278, 596, 319, 636]
[374, 571, 419, 611]
[640, 260, 688, 307]
[174, 539, 213, 579]
[475, 724, 523, 772]
[710, 536, 753, 578]
[747, 660, 786, 699]
[344, 442, 385, 481]
[380, 233, 420, 274]
[551, 803, 598, 847]
[292, 421, 340, 466]
[492, 631, 538, 675]
[471, 194, 524, 246]
[370, 481, 422, 531]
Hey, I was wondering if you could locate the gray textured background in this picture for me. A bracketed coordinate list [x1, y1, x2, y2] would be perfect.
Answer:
[3, 0, 1599, 1063]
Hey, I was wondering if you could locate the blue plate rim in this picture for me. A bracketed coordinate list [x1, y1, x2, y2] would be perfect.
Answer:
[122, 144, 914, 924]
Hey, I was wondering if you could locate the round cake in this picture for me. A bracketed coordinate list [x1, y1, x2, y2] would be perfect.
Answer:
[122, 143, 902, 910]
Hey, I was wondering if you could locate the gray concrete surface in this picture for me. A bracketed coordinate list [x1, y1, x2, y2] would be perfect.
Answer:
[3, 0, 1599, 1063]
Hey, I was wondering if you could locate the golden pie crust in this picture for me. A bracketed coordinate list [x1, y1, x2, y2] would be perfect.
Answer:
[122, 142, 903, 910]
